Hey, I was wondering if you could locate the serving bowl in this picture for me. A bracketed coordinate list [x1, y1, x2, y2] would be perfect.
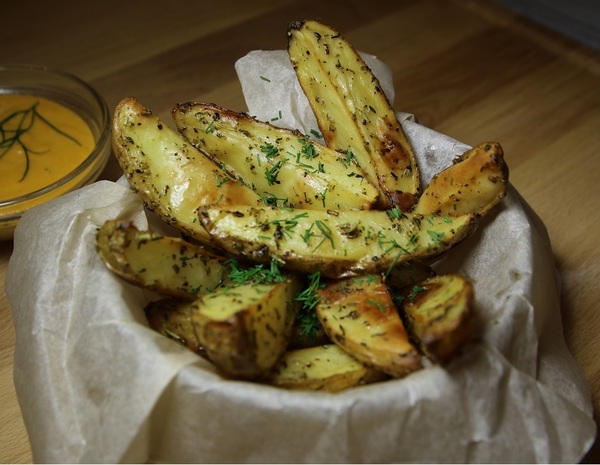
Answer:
[0, 64, 110, 240]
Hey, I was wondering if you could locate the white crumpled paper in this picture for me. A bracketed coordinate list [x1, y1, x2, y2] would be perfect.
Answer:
[6, 50, 596, 463]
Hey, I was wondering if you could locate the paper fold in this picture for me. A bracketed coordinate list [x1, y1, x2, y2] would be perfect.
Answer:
[5, 50, 596, 463]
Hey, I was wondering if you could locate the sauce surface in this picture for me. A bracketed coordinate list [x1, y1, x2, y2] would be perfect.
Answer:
[0, 94, 95, 201]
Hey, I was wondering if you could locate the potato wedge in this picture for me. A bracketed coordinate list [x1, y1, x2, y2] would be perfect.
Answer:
[191, 278, 302, 379]
[172, 102, 379, 210]
[399, 274, 476, 364]
[95, 220, 228, 299]
[413, 142, 509, 217]
[112, 97, 263, 245]
[288, 20, 419, 210]
[266, 344, 388, 392]
[145, 298, 207, 357]
[316, 275, 422, 377]
[199, 205, 476, 278]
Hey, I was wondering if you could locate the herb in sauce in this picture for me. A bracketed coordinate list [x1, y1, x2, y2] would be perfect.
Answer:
[1, 101, 82, 181]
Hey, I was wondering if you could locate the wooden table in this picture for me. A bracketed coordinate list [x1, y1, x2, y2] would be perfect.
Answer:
[1, 0, 599, 462]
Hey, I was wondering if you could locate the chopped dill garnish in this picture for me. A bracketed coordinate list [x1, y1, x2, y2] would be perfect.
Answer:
[294, 271, 325, 336]
[224, 258, 287, 285]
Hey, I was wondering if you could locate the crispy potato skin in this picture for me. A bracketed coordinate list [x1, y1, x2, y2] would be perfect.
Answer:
[399, 274, 476, 364]
[413, 142, 509, 217]
[316, 275, 422, 377]
[266, 344, 388, 392]
[96, 220, 228, 299]
[288, 20, 419, 210]
[173, 102, 379, 211]
[111, 97, 262, 245]
[145, 298, 207, 357]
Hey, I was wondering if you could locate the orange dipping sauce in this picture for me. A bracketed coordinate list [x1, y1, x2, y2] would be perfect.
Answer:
[1, 94, 95, 200]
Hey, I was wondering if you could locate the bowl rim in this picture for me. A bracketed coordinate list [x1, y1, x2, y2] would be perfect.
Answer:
[0, 64, 111, 217]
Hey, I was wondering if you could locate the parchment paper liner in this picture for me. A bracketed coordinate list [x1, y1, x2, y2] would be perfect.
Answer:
[5, 50, 596, 463]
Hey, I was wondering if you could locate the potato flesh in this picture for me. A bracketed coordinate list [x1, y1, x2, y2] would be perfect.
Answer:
[112, 97, 263, 245]
[172, 102, 379, 211]
[267, 344, 388, 392]
[400, 274, 475, 363]
[413, 142, 509, 217]
[96, 220, 228, 299]
[199, 205, 475, 278]
[316, 275, 422, 377]
[288, 20, 419, 210]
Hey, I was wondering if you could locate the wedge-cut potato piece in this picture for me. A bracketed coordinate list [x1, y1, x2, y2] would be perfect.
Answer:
[199, 205, 476, 279]
[316, 275, 422, 377]
[266, 344, 388, 392]
[173, 102, 379, 211]
[191, 278, 301, 379]
[145, 298, 207, 357]
[112, 97, 262, 245]
[399, 274, 476, 364]
[288, 20, 419, 210]
[413, 142, 509, 217]
[96, 220, 228, 299]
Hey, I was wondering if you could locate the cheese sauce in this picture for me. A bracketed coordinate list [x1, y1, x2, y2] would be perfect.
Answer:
[0, 94, 95, 200]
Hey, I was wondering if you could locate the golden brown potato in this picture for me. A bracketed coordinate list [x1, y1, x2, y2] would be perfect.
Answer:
[95, 220, 228, 299]
[172, 102, 379, 211]
[266, 344, 388, 392]
[413, 142, 509, 217]
[112, 97, 263, 245]
[145, 298, 207, 357]
[190, 278, 302, 379]
[398, 274, 476, 364]
[288, 19, 419, 210]
[199, 205, 476, 279]
[316, 275, 422, 377]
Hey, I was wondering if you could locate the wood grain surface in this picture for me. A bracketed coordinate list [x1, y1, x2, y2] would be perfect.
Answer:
[1, 0, 599, 462]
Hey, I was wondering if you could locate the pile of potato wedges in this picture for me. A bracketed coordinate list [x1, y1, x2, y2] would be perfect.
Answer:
[95, 20, 508, 392]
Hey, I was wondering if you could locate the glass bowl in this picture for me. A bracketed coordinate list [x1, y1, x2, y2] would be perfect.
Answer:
[0, 64, 111, 240]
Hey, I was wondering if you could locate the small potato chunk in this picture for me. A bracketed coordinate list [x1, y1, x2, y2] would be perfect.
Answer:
[173, 102, 379, 211]
[266, 344, 388, 392]
[413, 142, 508, 218]
[316, 275, 422, 378]
[288, 20, 419, 210]
[112, 97, 263, 245]
[191, 279, 301, 379]
[399, 274, 476, 364]
[95, 220, 227, 299]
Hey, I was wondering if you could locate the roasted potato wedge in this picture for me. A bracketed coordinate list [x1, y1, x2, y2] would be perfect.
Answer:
[266, 344, 388, 392]
[316, 275, 422, 377]
[199, 205, 476, 278]
[413, 142, 509, 217]
[399, 274, 476, 364]
[173, 102, 379, 210]
[112, 97, 263, 245]
[190, 278, 302, 379]
[288, 20, 419, 210]
[95, 220, 228, 299]
[145, 298, 207, 357]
